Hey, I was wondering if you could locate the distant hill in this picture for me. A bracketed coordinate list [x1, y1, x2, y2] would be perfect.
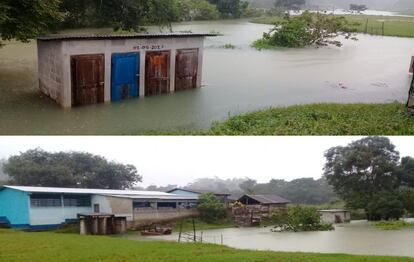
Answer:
[246, 0, 412, 11]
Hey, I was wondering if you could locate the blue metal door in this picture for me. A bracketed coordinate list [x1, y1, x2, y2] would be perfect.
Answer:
[111, 53, 140, 101]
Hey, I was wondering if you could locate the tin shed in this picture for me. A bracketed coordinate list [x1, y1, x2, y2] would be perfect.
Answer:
[37, 33, 215, 108]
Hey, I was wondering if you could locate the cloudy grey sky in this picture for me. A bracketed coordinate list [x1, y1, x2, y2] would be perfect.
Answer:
[1, 136, 413, 187]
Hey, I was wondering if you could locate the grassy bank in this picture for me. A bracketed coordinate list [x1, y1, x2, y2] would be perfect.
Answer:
[204, 103, 414, 136]
[373, 221, 414, 230]
[173, 218, 235, 232]
[250, 15, 414, 38]
[1, 229, 413, 262]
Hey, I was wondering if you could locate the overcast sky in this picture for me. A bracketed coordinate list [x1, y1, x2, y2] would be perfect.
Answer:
[1, 136, 413, 187]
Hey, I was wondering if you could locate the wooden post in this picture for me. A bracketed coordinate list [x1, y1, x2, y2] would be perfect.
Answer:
[221, 234, 223, 245]
[192, 219, 196, 242]
[365, 18, 368, 33]
[200, 231, 203, 243]
[178, 220, 183, 242]
[382, 22, 385, 36]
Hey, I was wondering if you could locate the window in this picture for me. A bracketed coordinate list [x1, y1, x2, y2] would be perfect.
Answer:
[30, 194, 61, 207]
[133, 202, 151, 208]
[63, 195, 91, 207]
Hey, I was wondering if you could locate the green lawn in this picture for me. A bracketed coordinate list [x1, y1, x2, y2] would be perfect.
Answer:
[250, 14, 414, 38]
[0, 229, 413, 262]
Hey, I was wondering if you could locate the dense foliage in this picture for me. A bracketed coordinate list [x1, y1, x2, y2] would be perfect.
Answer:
[253, 11, 358, 48]
[349, 4, 368, 12]
[0, 0, 62, 46]
[269, 205, 334, 232]
[324, 137, 414, 221]
[3, 149, 141, 189]
[274, 0, 305, 11]
[197, 193, 227, 223]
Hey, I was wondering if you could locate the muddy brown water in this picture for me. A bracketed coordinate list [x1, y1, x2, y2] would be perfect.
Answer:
[123, 220, 414, 257]
[0, 20, 413, 134]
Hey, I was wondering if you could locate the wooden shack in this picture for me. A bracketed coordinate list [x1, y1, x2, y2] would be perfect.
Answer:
[37, 33, 215, 108]
[237, 194, 291, 214]
[319, 209, 351, 224]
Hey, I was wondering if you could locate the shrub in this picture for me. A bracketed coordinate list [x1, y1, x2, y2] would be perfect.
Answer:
[269, 205, 334, 232]
[197, 193, 227, 223]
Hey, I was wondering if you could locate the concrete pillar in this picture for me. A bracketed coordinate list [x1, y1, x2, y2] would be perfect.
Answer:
[197, 44, 204, 88]
[61, 42, 72, 108]
[104, 40, 112, 103]
[92, 218, 99, 235]
[170, 49, 176, 93]
[102, 217, 107, 235]
[80, 219, 86, 235]
[139, 51, 146, 97]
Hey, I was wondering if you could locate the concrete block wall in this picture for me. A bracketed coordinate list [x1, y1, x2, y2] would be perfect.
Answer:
[37, 40, 64, 105]
[38, 36, 205, 108]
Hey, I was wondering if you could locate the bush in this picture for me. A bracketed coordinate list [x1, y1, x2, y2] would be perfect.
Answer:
[253, 11, 359, 49]
[269, 205, 334, 232]
[197, 193, 227, 223]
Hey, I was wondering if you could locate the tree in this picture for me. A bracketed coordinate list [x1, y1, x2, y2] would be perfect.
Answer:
[254, 12, 358, 49]
[274, 0, 305, 11]
[59, 0, 176, 31]
[174, 0, 219, 21]
[350, 4, 368, 12]
[399, 157, 414, 187]
[0, 0, 62, 46]
[239, 178, 257, 194]
[208, 0, 247, 18]
[270, 205, 334, 232]
[324, 137, 402, 220]
[197, 193, 227, 223]
[4, 149, 141, 189]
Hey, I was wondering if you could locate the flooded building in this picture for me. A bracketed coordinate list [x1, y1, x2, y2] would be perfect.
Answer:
[167, 188, 231, 207]
[237, 194, 290, 214]
[36, 33, 215, 108]
[319, 209, 351, 224]
[0, 185, 198, 230]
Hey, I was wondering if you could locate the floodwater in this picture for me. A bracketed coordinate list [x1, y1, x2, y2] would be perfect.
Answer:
[127, 220, 414, 258]
[0, 20, 413, 134]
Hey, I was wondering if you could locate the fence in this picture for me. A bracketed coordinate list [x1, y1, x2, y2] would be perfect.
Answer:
[363, 19, 385, 36]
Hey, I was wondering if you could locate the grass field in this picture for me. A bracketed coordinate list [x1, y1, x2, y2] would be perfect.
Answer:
[250, 14, 414, 38]
[373, 221, 414, 230]
[1, 229, 413, 262]
[200, 103, 414, 136]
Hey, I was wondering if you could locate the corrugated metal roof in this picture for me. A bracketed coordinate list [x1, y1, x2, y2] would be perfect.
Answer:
[108, 194, 198, 200]
[2, 185, 172, 196]
[242, 194, 291, 204]
[167, 188, 231, 196]
[37, 33, 217, 41]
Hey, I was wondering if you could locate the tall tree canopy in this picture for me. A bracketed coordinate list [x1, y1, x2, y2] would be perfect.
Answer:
[4, 149, 141, 189]
[0, 0, 62, 46]
[324, 137, 403, 220]
[274, 0, 306, 11]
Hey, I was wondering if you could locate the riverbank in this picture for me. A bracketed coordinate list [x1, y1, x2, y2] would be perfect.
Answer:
[0, 229, 412, 262]
[146, 103, 414, 135]
[250, 15, 414, 38]
[172, 218, 235, 232]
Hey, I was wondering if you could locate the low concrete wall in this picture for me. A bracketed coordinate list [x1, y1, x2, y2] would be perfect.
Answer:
[129, 208, 198, 228]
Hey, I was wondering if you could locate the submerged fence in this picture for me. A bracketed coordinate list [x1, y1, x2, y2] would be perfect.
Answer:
[363, 18, 385, 36]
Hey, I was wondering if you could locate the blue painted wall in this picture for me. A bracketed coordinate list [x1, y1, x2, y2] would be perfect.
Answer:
[168, 189, 200, 197]
[0, 188, 30, 227]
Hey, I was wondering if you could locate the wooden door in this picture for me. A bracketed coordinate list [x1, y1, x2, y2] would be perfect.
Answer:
[145, 51, 170, 96]
[71, 54, 105, 107]
[175, 49, 198, 91]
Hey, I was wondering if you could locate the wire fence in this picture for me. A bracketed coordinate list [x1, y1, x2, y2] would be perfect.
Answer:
[363, 19, 385, 36]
